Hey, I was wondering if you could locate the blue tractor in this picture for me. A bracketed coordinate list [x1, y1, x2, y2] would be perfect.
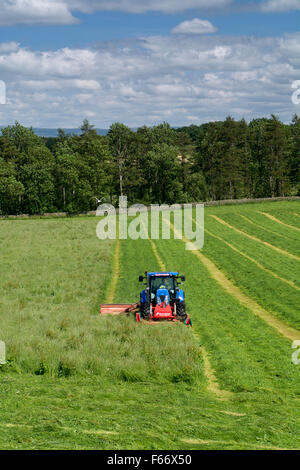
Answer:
[136, 272, 192, 326]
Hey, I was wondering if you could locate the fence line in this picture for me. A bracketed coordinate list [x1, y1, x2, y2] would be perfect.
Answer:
[0, 196, 299, 220]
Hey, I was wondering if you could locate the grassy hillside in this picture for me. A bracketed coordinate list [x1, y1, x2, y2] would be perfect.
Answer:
[0, 200, 299, 449]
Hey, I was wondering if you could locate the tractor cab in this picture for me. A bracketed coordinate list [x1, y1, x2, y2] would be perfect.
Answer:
[149, 275, 175, 304]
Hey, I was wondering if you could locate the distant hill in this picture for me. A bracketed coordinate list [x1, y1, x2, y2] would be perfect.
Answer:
[1, 127, 143, 137]
[0, 127, 109, 137]
[33, 128, 109, 137]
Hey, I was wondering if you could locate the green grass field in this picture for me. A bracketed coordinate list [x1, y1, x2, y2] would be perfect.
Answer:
[0, 200, 300, 450]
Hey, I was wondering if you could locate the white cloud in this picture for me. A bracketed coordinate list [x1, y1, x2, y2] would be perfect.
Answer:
[0, 0, 234, 25]
[172, 18, 218, 34]
[261, 0, 300, 12]
[0, 47, 98, 76]
[213, 46, 230, 58]
[0, 32, 299, 127]
[1, 1, 299, 27]
[20, 79, 101, 91]
[68, 0, 232, 14]
[0, 1, 77, 26]
[0, 42, 20, 54]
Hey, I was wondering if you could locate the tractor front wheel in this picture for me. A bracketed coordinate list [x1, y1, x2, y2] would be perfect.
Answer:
[141, 302, 151, 319]
[176, 301, 186, 320]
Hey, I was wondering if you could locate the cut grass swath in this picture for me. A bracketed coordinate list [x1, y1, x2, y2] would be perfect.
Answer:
[170, 220, 300, 342]
[211, 214, 300, 261]
[144, 230, 231, 400]
[153, 225, 299, 397]
[258, 211, 300, 232]
[207, 213, 300, 290]
[238, 214, 295, 241]
[202, 218, 300, 330]
[205, 226, 300, 291]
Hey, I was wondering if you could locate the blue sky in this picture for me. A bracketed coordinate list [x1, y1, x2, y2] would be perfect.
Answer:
[0, 0, 299, 127]
[0, 8, 299, 48]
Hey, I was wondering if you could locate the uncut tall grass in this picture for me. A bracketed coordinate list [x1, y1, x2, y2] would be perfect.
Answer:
[0, 218, 201, 383]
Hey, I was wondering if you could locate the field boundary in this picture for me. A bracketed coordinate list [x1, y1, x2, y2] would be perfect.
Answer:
[1, 197, 299, 220]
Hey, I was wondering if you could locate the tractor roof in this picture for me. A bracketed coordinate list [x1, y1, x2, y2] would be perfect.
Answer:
[147, 272, 179, 277]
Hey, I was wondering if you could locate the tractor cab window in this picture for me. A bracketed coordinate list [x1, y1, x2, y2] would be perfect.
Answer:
[150, 276, 175, 294]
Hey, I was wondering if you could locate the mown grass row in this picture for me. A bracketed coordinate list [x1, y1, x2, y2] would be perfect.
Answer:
[205, 213, 300, 288]
[201, 202, 300, 330]
[255, 205, 300, 229]
[153, 230, 299, 399]
[203, 219, 300, 330]
[238, 211, 299, 242]
[143, 211, 300, 448]
[211, 205, 300, 258]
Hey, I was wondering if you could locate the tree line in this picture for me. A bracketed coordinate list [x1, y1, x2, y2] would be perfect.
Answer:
[0, 115, 299, 215]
